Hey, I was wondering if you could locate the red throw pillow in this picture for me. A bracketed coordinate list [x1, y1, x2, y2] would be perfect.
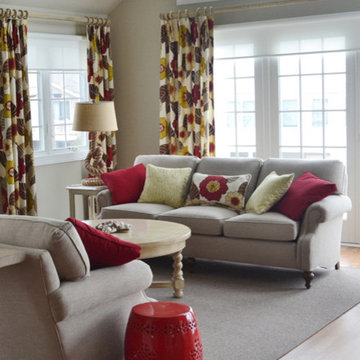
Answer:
[274, 172, 337, 221]
[66, 218, 141, 269]
[101, 164, 146, 205]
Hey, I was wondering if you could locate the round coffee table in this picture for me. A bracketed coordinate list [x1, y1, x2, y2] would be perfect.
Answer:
[84, 218, 191, 298]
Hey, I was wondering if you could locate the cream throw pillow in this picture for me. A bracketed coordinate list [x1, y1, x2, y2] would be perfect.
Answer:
[245, 171, 294, 214]
[138, 164, 192, 208]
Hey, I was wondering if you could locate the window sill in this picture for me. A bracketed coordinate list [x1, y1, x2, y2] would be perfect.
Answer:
[34, 150, 88, 166]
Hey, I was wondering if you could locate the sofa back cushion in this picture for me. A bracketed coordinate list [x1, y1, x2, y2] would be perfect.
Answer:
[195, 157, 263, 201]
[0, 215, 90, 281]
[257, 158, 347, 194]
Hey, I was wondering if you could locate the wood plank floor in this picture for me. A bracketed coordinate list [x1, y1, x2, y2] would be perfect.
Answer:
[279, 245, 360, 360]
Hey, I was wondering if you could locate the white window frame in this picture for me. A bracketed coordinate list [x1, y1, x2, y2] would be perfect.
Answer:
[28, 33, 89, 166]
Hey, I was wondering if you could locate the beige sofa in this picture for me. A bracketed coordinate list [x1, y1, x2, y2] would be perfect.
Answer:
[0, 215, 153, 360]
[97, 155, 352, 288]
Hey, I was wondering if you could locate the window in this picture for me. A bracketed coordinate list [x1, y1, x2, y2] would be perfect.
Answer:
[28, 34, 88, 165]
[214, 12, 360, 244]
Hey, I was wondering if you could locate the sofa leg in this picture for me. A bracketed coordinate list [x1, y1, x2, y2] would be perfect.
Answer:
[304, 271, 315, 289]
[335, 261, 340, 270]
[188, 257, 196, 273]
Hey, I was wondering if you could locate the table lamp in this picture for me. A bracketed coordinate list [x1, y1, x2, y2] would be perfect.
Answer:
[72, 101, 118, 186]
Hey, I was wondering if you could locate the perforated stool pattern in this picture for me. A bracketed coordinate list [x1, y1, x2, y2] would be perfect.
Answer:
[125, 301, 203, 360]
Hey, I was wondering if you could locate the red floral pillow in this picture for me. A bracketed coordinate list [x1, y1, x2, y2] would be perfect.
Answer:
[273, 172, 337, 221]
[66, 218, 141, 270]
[101, 164, 146, 205]
[185, 173, 251, 211]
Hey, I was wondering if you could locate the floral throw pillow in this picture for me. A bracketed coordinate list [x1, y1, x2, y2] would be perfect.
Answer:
[185, 173, 252, 211]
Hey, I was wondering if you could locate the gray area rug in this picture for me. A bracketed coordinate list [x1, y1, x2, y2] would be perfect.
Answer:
[144, 257, 360, 360]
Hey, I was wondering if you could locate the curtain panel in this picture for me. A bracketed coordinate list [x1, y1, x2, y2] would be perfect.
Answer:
[159, 14, 215, 158]
[87, 24, 117, 171]
[0, 17, 37, 215]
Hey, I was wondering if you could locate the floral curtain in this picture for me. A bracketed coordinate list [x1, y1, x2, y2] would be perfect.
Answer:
[0, 16, 37, 215]
[87, 23, 116, 171]
[159, 12, 215, 158]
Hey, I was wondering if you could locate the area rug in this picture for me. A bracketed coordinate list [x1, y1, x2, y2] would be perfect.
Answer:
[145, 257, 360, 360]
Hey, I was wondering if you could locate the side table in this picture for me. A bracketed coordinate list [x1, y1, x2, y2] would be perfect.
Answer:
[66, 184, 107, 220]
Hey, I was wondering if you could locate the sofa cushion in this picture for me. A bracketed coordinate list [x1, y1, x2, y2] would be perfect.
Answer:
[0, 215, 90, 281]
[138, 164, 192, 208]
[100, 164, 146, 205]
[195, 157, 263, 201]
[66, 218, 141, 270]
[245, 171, 294, 214]
[100, 203, 174, 220]
[158, 206, 238, 236]
[274, 172, 337, 221]
[224, 212, 299, 241]
[185, 173, 251, 211]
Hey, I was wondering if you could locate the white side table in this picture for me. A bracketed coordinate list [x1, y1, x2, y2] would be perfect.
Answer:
[66, 184, 107, 220]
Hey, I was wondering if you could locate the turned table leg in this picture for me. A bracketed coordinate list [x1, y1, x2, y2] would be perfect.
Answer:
[304, 271, 315, 289]
[172, 250, 185, 298]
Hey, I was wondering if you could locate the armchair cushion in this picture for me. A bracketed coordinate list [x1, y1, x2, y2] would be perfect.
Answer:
[67, 218, 141, 270]
[274, 172, 337, 221]
[101, 163, 146, 205]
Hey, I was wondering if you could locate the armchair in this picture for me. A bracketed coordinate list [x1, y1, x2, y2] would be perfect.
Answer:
[0, 215, 153, 360]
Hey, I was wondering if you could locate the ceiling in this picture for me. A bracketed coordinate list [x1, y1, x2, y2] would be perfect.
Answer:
[0, 0, 123, 16]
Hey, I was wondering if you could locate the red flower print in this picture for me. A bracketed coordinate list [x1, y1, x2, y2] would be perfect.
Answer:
[199, 176, 228, 201]
[192, 85, 200, 105]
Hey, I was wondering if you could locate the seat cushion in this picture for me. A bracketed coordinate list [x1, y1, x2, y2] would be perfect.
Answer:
[158, 206, 238, 236]
[224, 212, 299, 241]
[99, 203, 174, 220]
[0, 215, 90, 280]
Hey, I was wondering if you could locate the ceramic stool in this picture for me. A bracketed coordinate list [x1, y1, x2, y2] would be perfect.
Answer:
[125, 301, 203, 360]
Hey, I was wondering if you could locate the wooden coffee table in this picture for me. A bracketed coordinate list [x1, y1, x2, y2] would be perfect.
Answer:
[84, 218, 191, 298]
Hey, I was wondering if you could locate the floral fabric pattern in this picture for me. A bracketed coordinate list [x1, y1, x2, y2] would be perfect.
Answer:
[0, 17, 37, 215]
[159, 14, 215, 158]
[185, 173, 251, 211]
[87, 23, 116, 171]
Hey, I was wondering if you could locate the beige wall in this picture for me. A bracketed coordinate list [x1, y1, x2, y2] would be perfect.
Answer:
[110, 0, 177, 169]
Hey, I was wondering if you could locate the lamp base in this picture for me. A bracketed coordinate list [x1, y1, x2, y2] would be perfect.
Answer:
[81, 177, 104, 186]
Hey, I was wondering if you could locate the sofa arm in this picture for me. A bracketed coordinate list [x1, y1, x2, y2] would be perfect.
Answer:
[48, 260, 152, 322]
[96, 189, 113, 214]
[300, 194, 352, 235]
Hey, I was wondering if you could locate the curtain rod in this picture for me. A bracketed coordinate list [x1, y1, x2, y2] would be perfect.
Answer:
[161, 0, 327, 19]
[0, 8, 110, 25]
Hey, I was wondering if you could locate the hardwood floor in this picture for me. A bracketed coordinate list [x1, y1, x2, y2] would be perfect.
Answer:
[279, 245, 360, 360]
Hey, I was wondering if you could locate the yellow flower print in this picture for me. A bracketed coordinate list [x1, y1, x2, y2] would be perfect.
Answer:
[160, 58, 166, 80]
[108, 64, 114, 82]
[179, 86, 189, 108]
[6, 160, 15, 185]
[178, 25, 188, 48]
[179, 146, 189, 155]
[225, 192, 244, 210]
[160, 117, 168, 139]
[200, 57, 206, 75]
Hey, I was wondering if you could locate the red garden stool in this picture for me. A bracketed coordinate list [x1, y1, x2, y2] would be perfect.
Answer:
[125, 301, 203, 360]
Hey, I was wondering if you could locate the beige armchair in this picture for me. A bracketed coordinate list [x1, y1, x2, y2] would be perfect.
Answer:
[0, 215, 153, 360]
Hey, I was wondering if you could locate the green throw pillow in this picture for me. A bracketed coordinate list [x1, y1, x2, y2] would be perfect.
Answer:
[138, 164, 192, 208]
[245, 171, 294, 214]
